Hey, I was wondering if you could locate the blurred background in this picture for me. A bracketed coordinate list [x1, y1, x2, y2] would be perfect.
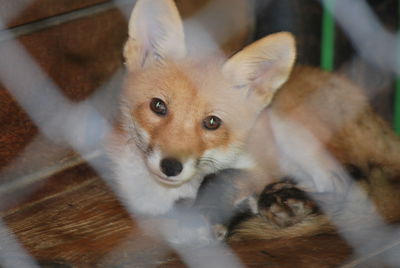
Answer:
[255, 0, 397, 124]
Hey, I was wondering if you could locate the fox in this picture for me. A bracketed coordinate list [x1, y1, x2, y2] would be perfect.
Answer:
[107, 0, 296, 216]
[108, 0, 400, 241]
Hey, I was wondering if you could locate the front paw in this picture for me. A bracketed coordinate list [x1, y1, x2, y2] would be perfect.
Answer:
[257, 179, 319, 228]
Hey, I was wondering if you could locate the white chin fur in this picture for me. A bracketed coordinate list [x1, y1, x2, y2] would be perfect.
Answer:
[110, 143, 202, 215]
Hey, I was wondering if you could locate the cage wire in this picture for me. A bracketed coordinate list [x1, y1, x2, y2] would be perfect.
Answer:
[0, 0, 400, 267]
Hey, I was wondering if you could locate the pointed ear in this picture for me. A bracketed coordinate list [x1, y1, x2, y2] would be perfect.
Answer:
[223, 32, 296, 107]
[123, 0, 186, 70]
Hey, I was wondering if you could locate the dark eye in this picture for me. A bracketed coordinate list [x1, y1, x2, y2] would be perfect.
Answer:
[150, 98, 167, 116]
[203, 115, 222, 130]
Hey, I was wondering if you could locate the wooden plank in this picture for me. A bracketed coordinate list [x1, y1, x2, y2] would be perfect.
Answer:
[0, 6, 128, 176]
[230, 236, 351, 268]
[9, 162, 400, 267]
[0, 162, 188, 267]
[14, 7, 127, 101]
[0, 0, 111, 29]
[0, 162, 97, 214]
[2, 165, 137, 267]
[154, 236, 351, 268]
[2, 163, 353, 267]
[0, 88, 38, 172]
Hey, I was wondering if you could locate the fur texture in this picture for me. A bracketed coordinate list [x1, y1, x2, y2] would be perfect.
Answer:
[108, 0, 295, 216]
[109, 0, 400, 243]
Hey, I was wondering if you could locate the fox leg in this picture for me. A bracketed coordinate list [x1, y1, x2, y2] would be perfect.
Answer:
[194, 169, 254, 240]
[195, 170, 332, 241]
[194, 170, 311, 239]
[195, 171, 322, 240]
[244, 164, 367, 230]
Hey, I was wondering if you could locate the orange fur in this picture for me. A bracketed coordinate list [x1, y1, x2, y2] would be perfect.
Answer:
[110, 0, 400, 240]
[230, 66, 400, 241]
[109, 0, 296, 215]
[124, 61, 239, 160]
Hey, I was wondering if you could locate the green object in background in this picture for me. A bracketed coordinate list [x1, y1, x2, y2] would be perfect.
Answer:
[320, 0, 400, 133]
[321, 0, 335, 71]
[395, 1, 400, 134]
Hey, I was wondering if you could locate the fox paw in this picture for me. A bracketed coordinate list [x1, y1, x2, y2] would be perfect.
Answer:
[257, 179, 319, 228]
[212, 223, 228, 241]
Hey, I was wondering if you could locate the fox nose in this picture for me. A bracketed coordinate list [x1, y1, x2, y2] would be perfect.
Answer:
[160, 158, 183, 177]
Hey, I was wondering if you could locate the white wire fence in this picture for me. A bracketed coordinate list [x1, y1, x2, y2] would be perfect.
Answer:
[0, 0, 399, 267]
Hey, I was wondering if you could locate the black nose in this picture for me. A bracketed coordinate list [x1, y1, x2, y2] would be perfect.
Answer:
[160, 158, 183, 177]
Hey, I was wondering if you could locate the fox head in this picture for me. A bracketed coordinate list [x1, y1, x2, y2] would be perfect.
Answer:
[119, 0, 296, 186]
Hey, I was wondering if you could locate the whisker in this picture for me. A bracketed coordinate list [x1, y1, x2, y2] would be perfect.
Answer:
[198, 157, 223, 173]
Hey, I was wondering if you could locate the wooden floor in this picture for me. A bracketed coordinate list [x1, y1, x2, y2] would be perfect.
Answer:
[0, 152, 373, 268]
[3, 144, 400, 268]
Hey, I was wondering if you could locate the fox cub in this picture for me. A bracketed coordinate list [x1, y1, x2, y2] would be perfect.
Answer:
[108, 0, 400, 240]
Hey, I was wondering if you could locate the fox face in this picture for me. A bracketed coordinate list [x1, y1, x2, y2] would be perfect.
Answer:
[117, 0, 296, 187]
[122, 60, 260, 185]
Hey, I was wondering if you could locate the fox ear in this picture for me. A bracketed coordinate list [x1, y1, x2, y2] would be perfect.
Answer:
[123, 0, 186, 70]
[223, 32, 296, 107]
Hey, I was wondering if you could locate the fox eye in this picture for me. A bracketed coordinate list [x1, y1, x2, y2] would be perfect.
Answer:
[203, 115, 222, 130]
[150, 98, 167, 116]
